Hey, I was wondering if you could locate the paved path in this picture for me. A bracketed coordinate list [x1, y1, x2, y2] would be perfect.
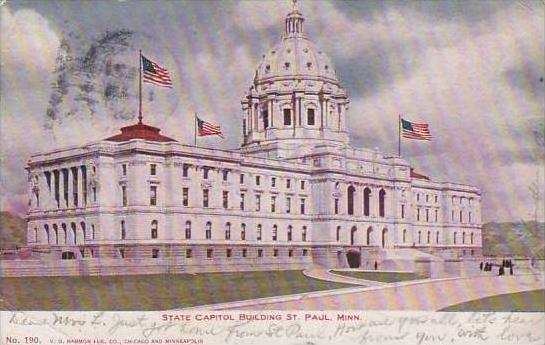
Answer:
[217, 273, 544, 311]
[303, 268, 387, 287]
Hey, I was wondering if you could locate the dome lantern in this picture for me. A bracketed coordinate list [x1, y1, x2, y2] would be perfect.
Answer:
[285, 0, 305, 37]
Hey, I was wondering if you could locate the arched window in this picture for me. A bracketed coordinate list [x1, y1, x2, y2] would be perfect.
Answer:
[272, 225, 278, 241]
[151, 220, 158, 239]
[257, 224, 262, 241]
[336, 226, 341, 242]
[287, 225, 292, 241]
[454, 232, 457, 244]
[418, 230, 422, 244]
[80, 222, 86, 241]
[71, 222, 77, 245]
[241, 223, 246, 240]
[459, 210, 463, 223]
[347, 185, 355, 215]
[302, 226, 307, 242]
[462, 232, 466, 244]
[205, 222, 212, 239]
[62, 223, 67, 244]
[225, 222, 231, 240]
[363, 188, 371, 216]
[470, 232, 474, 244]
[403, 229, 407, 243]
[53, 224, 59, 245]
[185, 221, 191, 239]
[379, 189, 386, 217]
[91, 224, 95, 240]
[436, 231, 439, 244]
[351, 227, 357, 245]
[44, 224, 50, 244]
[366, 227, 372, 245]
[121, 220, 126, 240]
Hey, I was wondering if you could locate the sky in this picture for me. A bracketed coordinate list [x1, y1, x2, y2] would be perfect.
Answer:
[1, 0, 544, 222]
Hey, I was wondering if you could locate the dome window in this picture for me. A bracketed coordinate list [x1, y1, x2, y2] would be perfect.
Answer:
[284, 62, 290, 69]
[271, 50, 276, 55]
[306, 62, 312, 69]
[324, 65, 329, 71]
[265, 65, 271, 73]
[303, 48, 309, 53]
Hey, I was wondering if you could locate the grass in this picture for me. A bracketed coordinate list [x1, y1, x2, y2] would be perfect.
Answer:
[440, 289, 545, 312]
[331, 270, 426, 283]
[0, 270, 352, 310]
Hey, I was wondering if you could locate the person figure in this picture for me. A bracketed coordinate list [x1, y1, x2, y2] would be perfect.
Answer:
[499, 265, 504, 276]
[480, 262, 483, 271]
[510, 265, 513, 276]
[374, 261, 378, 271]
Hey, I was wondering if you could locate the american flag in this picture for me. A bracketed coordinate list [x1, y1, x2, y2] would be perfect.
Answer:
[142, 55, 173, 87]
[197, 117, 224, 138]
[401, 118, 432, 141]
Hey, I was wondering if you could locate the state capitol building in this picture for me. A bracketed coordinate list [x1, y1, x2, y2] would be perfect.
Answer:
[24, 4, 482, 273]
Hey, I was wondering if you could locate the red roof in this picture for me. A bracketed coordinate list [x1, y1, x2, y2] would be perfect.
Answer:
[105, 122, 177, 142]
[410, 168, 430, 181]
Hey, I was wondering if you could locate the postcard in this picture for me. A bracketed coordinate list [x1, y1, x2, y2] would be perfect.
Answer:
[1, 0, 544, 344]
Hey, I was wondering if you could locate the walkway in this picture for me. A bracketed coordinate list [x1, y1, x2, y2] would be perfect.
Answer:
[303, 267, 387, 287]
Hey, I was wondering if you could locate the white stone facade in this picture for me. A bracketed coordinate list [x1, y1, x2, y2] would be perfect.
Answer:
[25, 4, 482, 271]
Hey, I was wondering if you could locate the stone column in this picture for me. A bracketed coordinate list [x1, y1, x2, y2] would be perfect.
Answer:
[77, 167, 83, 208]
[268, 98, 274, 128]
[60, 169, 67, 208]
[67, 167, 73, 208]
[52, 170, 59, 209]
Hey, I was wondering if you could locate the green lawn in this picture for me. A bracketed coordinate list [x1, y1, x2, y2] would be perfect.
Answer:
[331, 270, 426, 283]
[440, 289, 545, 312]
[0, 270, 352, 310]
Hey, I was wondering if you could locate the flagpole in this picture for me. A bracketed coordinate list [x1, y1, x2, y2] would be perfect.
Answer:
[194, 113, 197, 146]
[398, 114, 401, 157]
[138, 50, 143, 124]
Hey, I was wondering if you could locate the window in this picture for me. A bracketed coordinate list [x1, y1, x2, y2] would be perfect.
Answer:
[271, 196, 276, 212]
[417, 193, 420, 202]
[207, 249, 213, 258]
[222, 170, 229, 181]
[300, 180, 305, 190]
[288, 249, 293, 257]
[307, 109, 315, 126]
[336, 226, 341, 242]
[470, 232, 474, 244]
[182, 188, 189, 206]
[240, 193, 245, 210]
[242, 248, 247, 257]
[417, 208, 421, 221]
[435, 195, 438, 203]
[435, 209, 438, 222]
[45, 225, 50, 244]
[403, 229, 407, 243]
[257, 224, 262, 241]
[379, 189, 386, 217]
[255, 175, 261, 186]
[272, 225, 278, 241]
[203, 189, 209, 208]
[258, 249, 263, 257]
[119, 249, 125, 259]
[262, 110, 269, 129]
[462, 232, 466, 244]
[182, 164, 189, 177]
[122, 186, 127, 206]
[454, 232, 457, 244]
[185, 221, 191, 239]
[122, 164, 127, 176]
[426, 194, 429, 203]
[459, 210, 463, 223]
[401, 204, 405, 219]
[121, 220, 126, 240]
[152, 249, 159, 258]
[286, 179, 291, 188]
[363, 188, 371, 216]
[271, 177, 276, 187]
[451, 210, 455, 221]
[205, 222, 212, 240]
[225, 223, 231, 240]
[436, 231, 440, 244]
[92, 186, 97, 202]
[203, 167, 209, 179]
[303, 249, 308, 256]
[150, 186, 157, 206]
[286, 197, 291, 213]
[241, 223, 246, 240]
[427, 231, 430, 244]
[283, 109, 292, 126]
[255, 194, 261, 211]
[426, 209, 429, 222]
[302, 226, 307, 242]
[418, 231, 422, 244]
[186, 249, 192, 258]
[150, 164, 156, 176]
[300, 198, 306, 214]
[334, 198, 339, 214]
[347, 186, 355, 215]
[151, 220, 158, 239]
[240, 173, 244, 184]
[222, 191, 229, 209]
[287, 225, 292, 241]
[469, 212, 472, 223]
[273, 249, 279, 257]
[226, 248, 232, 258]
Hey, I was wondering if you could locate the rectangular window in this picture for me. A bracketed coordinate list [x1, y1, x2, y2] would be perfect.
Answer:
[203, 189, 209, 208]
[283, 109, 292, 126]
[334, 198, 339, 214]
[222, 191, 229, 209]
[286, 197, 291, 213]
[207, 249, 213, 258]
[203, 167, 209, 179]
[435, 209, 438, 222]
[122, 164, 127, 176]
[286, 179, 291, 188]
[255, 194, 261, 211]
[186, 249, 192, 258]
[240, 193, 245, 210]
[426, 209, 429, 222]
[401, 204, 405, 219]
[435, 195, 438, 203]
[257, 225, 262, 241]
[417, 208, 420, 221]
[273, 249, 278, 257]
[150, 164, 157, 176]
[303, 249, 308, 256]
[182, 164, 189, 177]
[255, 175, 261, 186]
[150, 186, 157, 206]
[122, 186, 127, 206]
[226, 248, 232, 258]
[240, 173, 244, 184]
[272, 226, 278, 241]
[469, 212, 472, 223]
[426, 194, 429, 202]
[288, 249, 293, 257]
[271, 177, 276, 187]
[271, 196, 276, 212]
[262, 110, 269, 129]
[222, 170, 229, 181]
[257, 249, 263, 257]
[242, 248, 247, 257]
[300, 198, 306, 215]
[182, 187, 189, 206]
[417, 193, 420, 202]
[300, 180, 305, 190]
[152, 249, 159, 258]
[307, 109, 315, 126]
